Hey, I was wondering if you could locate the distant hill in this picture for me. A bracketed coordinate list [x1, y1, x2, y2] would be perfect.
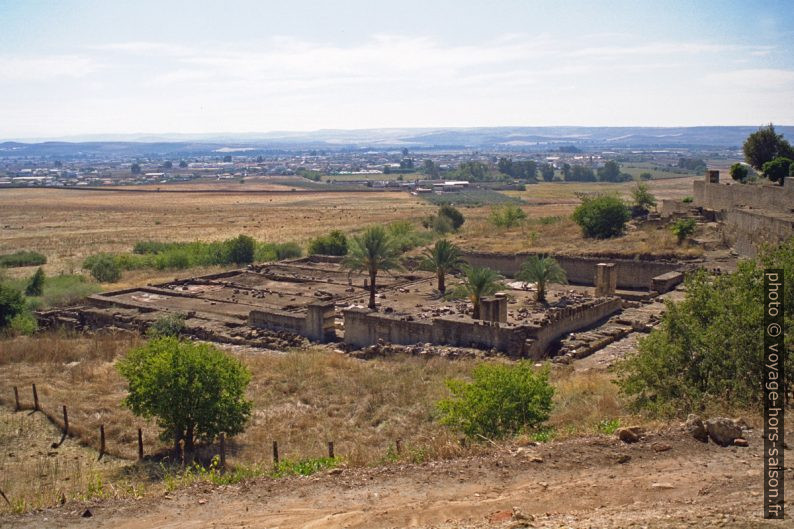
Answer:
[3, 126, 793, 156]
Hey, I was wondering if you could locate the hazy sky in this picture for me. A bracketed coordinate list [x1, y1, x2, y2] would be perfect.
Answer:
[1, 0, 792, 138]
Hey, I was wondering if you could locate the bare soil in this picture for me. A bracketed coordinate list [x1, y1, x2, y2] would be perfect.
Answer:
[5, 427, 788, 529]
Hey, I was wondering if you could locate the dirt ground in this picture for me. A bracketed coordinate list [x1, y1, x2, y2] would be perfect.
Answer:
[5, 426, 789, 529]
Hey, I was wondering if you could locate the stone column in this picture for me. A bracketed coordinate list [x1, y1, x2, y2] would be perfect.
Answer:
[306, 301, 336, 342]
[594, 263, 617, 297]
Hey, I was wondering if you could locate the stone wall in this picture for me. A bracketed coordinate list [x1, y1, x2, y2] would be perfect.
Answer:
[694, 177, 794, 213]
[461, 251, 681, 290]
[248, 301, 335, 342]
[343, 297, 622, 358]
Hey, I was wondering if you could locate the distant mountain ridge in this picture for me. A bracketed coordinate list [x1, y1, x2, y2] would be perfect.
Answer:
[3, 126, 793, 156]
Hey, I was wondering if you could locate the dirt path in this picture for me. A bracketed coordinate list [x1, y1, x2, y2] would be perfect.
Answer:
[6, 427, 790, 529]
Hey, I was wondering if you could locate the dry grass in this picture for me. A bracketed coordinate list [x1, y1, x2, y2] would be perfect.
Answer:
[0, 332, 651, 513]
[0, 188, 433, 277]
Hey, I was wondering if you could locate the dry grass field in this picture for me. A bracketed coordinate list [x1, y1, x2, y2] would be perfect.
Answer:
[0, 332, 630, 513]
[0, 188, 432, 277]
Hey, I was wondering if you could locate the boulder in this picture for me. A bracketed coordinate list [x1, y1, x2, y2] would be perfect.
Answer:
[685, 414, 708, 443]
[705, 417, 743, 447]
[616, 426, 645, 443]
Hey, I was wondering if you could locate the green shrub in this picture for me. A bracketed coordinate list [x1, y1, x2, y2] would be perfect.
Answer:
[0, 251, 47, 268]
[571, 194, 630, 239]
[489, 204, 527, 228]
[630, 182, 657, 214]
[438, 205, 465, 230]
[0, 284, 26, 329]
[682, 196, 694, 203]
[386, 221, 433, 252]
[761, 156, 792, 184]
[117, 337, 252, 451]
[430, 214, 454, 234]
[308, 230, 348, 256]
[8, 312, 37, 336]
[225, 235, 255, 265]
[670, 218, 696, 244]
[84, 254, 122, 283]
[25, 268, 45, 296]
[729, 162, 749, 183]
[146, 313, 186, 338]
[272, 457, 340, 478]
[437, 362, 553, 439]
[617, 241, 794, 416]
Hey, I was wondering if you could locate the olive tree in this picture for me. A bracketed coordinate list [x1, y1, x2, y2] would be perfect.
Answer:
[118, 337, 252, 452]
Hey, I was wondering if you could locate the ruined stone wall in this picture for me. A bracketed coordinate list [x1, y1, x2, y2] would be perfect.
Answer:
[343, 297, 622, 358]
[721, 208, 794, 257]
[461, 252, 681, 290]
[248, 308, 307, 336]
[524, 297, 622, 359]
[694, 178, 794, 213]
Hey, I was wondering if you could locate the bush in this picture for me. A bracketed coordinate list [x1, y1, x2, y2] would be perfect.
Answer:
[729, 162, 749, 183]
[308, 230, 348, 256]
[117, 337, 252, 451]
[430, 214, 454, 234]
[438, 362, 553, 439]
[25, 268, 45, 296]
[762, 157, 792, 184]
[639, 172, 653, 180]
[438, 205, 465, 230]
[146, 313, 186, 338]
[489, 204, 527, 228]
[682, 196, 694, 203]
[571, 195, 630, 239]
[630, 182, 657, 215]
[225, 235, 255, 265]
[0, 283, 25, 329]
[670, 218, 696, 244]
[386, 221, 433, 252]
[617, 240, 794, 415]
[8, 312, 37, 336]
[84, 254, 122, 283]
[0, 251, 47, 268]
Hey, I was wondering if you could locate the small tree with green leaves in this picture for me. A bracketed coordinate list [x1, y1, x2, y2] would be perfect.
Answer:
[729, 163, 749, 183]
[438, 205, 465, 231]
[342, 226, 403, 310]
[490, 204, 527, 228]
[438, 362, 554, 439]
[25, 267, 46, 296]
[457, 265, 503, 319]
[516, 255, 567, 303]
[146, 312, 186, 338]
[420, 239, 464, 294]
[84, 254, 121, 283]
[630, 182, 657, 215]
[762, 157, 792, 185]
[308, 230, 348, 256]
[118, 337, 252, 452]
[225, 234, 255, 264]
[670, 218, 696, 245]
[572, 194, 631, 239]
[0, 284, 25, 330]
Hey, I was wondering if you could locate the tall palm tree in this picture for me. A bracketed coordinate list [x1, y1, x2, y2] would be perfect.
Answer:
[516, 255, 567, 303]
[342, 226, 402, 310]
[459, 265, 503, 319]
[420, 239, 464, 294]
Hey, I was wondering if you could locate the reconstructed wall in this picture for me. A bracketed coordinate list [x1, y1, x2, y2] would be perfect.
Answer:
[461, 251, 681, 290]
[693, 177, 794, 256]
[248, 301, 335, 342]
[343, 297, 621, 358]
[694, 177, 794, 213]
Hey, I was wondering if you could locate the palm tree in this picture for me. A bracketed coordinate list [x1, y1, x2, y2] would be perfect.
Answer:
[459, 265, 503, 319]
[342, 226, 402, 310]
[516, 255, 567, 303]
[420, 239, 464, 294]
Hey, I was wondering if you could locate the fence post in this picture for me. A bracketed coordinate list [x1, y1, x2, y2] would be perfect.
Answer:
[137, 428, 144, 461]
[62, 405, 69, 436]
[32, 384, 39, 411]
[328, 441, 334, 459]
[272, 440, 279, 465]
[13, 387, 19, 411]
[219, 433, 226, 470]
[396, 438, 402, 455]
[98, 425, 105, 461]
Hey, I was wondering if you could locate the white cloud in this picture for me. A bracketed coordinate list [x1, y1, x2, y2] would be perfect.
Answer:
[0, 54, 102, 81]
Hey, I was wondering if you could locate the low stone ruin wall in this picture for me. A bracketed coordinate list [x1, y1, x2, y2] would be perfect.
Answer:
[461, 251, 681, 290]
[248, 301, 336, 342]
[343, 297, 622, 358]
[523, 297, 622, 358]
[694, 177, 794, 213]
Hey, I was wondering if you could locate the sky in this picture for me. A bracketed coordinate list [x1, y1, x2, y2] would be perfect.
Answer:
[0, 0, 792, 139]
